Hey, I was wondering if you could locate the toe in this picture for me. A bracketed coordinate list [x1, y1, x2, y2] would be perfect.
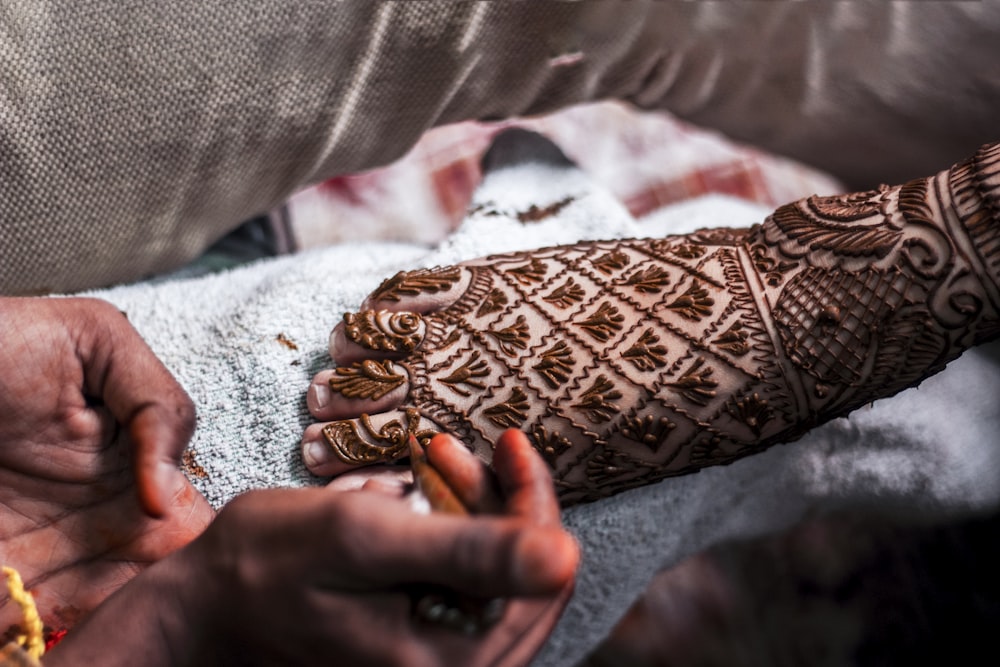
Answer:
[329, 309, 428, 364]
[360, 265, 471, 312]
[307, 361, 410, 421]
[301, 408, 441, 477]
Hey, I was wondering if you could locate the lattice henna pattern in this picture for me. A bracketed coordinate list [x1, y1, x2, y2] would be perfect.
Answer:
[317, 143, 1000, 506]
[714, 321, 750, 356]
[531, 425, 574, 466]
[437, 351, 489, 397]
[578, 302, 625, 341]
[667, 356, 718, 406]
[620, 414, 676, 453]
[533, 341, 574, 388]
[624, 265, 672, 293]
[621, 328, 668, 371]
[476, 288, 508, 317]
[574, 375, 623, 424]
[486, 315, 530, 355]
[508, 258, 547, 285]
[483, 387, 530, 428]
[592, 249, 630, 274]
[665, 281, 714, 320]
[543, 278, 586, 308]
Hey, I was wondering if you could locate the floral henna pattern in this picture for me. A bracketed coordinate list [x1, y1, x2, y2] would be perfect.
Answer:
[319, 143, 1000, 506]
[322, 409, 438, 465]
[329, 360, 406, 400]
[343, 310, 426, 352]
[369, 266, 462, 302]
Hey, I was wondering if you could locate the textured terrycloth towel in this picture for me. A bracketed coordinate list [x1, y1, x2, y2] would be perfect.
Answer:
[82, 143, 1000, 667]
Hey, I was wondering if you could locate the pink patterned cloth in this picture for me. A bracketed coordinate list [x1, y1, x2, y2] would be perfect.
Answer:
[286, 101, 844, 250]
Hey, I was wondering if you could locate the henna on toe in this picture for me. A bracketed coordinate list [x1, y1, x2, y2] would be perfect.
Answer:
[304, 143, 1000, 506]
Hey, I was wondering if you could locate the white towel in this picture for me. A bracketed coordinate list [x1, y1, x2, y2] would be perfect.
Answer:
[85, 150, 1000, 667]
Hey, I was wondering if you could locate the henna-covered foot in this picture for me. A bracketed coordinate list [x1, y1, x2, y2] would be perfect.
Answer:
[303, 143, 1000, 506]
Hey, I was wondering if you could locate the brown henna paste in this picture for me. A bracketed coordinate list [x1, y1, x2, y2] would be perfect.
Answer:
[323, 143, 1000, 505]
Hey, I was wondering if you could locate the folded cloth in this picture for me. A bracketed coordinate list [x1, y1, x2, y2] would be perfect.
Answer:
[285, 101, 844, 250]
[83, 137, 1000, 667]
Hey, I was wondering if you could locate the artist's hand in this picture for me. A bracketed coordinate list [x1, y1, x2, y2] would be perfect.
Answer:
[47, 430, 578, 667]
[0, 296, 214, 631]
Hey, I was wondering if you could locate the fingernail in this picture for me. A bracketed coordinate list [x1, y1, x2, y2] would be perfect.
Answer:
[309, 382, 331, 410]
[303, 440, 328, 468]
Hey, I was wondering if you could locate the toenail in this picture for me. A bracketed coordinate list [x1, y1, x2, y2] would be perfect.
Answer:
[309, 382, 332, 410]
[303, 440, 328, 468]
[330, 325, 348, 359]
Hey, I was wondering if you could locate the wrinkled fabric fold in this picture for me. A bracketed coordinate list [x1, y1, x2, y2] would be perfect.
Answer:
[3, 1, 998, 294]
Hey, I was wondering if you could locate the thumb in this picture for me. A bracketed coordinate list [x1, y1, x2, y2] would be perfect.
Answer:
[126, 400, 196, 518]
[80, 300, 195, 518]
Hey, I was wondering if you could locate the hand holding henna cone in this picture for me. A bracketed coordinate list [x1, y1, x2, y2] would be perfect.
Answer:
[408, 434, 509, 635]
[306, 142, 1000, 507]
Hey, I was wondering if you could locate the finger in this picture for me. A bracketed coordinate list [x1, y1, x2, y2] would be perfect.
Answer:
[362, 477, 409, 497]
[345, 493, 578, 597]
[91, 405, 120, 449]
[78, 299, 195, 518]
[303, 590, 418, 666]
[127, 404, 195, 518]
[425, 434, 503, 514]
[324, 466, 414, 493]
[402, 581, 575, 667]
[460, 583, 575, 667]
[491, 429, 561, 526]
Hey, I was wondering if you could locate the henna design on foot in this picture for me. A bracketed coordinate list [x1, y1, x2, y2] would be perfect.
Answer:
[329, 360, 406, 400]
[369, 266, 462, 302]
[321, 409, 438, 465]
[438, 351, 489, 396]
[534, 341, 574, 388]
[343, 310, 426, 352]
[306, 143, 1000, 506]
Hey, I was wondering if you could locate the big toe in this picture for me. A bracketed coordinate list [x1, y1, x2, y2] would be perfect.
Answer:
[301, 408, 441, 477]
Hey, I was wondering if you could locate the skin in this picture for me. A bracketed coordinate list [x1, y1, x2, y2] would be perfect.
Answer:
[301, 143, 1000, 506]
[44, 430, 579, 667]
[0, 296, 214, 632]
[6, 140, 995, 662]
[0, 296, 577, 665]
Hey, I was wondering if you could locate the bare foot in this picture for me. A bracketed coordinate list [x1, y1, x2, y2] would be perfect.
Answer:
[303, 143, 1000, 506]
